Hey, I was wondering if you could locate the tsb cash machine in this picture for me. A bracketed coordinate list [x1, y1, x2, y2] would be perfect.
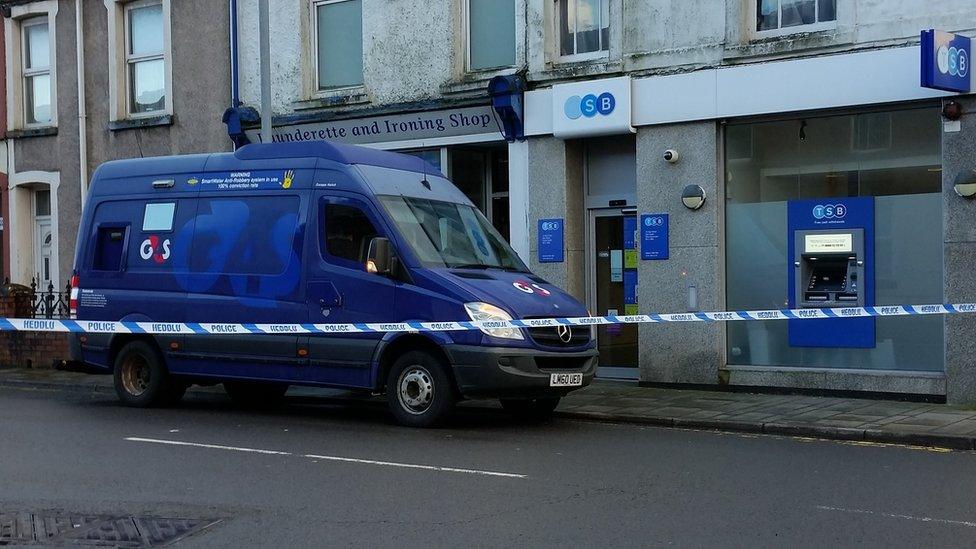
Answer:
[787, 197, 875, 349]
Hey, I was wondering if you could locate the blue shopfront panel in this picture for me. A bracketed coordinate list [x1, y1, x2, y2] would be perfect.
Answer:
[787, 197, 875, 348]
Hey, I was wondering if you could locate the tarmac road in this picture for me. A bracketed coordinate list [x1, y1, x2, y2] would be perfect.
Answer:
[1, 384, 975, 548]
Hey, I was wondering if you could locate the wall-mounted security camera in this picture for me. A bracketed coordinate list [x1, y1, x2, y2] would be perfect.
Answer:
[681, 184, 706, 210]
[943, 100, 964, 122]
[954, 168, 976, 198]
[664, 149, 680, 164]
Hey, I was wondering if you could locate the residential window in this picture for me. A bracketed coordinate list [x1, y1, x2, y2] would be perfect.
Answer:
[22, 18, 51, 126]
[466, 0, 516, 71]
[104, 0, 171, 122]
[125, 1, 165, 115]
[314, 0, 364, 90]
[558, 0, 609, 59]
[757, 0, 836, 32]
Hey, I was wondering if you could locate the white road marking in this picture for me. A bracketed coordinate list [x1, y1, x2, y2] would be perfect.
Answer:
[125, 437, 292, 455]
[125, 437, 526, 479]
[816, 505, 976, 528]
[303, 454, 527, 479]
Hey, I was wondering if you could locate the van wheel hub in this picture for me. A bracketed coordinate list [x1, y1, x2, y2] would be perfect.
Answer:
[120, 355, 150, 396]
[397, 366, 434, 414]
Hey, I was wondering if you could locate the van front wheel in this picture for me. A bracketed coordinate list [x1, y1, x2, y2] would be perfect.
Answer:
[387, 351, 455, 427]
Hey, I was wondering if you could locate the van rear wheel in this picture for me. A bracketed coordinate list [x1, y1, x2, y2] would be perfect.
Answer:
[113, 341, 177, 407]
[223, 381, 289, 409]
[387, 351, 455, 427]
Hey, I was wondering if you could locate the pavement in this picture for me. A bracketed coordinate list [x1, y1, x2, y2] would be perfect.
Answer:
[3, 366, 976, 450]
[1, 382, 975, 547]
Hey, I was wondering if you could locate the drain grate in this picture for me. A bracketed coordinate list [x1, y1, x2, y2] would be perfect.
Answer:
[0, 512, 220, 546]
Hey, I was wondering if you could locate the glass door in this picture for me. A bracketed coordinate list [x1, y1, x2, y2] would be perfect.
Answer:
[588, 209, 639, 378]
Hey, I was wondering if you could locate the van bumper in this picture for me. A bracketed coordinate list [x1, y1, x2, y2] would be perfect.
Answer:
[444, 344, 599, 399]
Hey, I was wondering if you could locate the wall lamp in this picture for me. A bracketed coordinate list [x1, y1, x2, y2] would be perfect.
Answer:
[954, 169, 976, 198]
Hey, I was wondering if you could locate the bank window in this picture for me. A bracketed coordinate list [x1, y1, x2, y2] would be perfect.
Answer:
[724, 107, 944, 372]
[466, 0, 516, 71]
[323, 203, 379, 265]
[314, 0, 364, 90]
[757, 0, 836, 33]
[22, 17, 51, 126]
[558, 0, 609, 60]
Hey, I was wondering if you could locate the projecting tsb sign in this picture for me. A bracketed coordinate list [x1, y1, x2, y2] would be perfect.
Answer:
[552, 76, 634, 139]
[921, 29, 972, 94]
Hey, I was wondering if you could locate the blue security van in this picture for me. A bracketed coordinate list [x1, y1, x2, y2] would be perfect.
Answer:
[70, 142, 597, 426]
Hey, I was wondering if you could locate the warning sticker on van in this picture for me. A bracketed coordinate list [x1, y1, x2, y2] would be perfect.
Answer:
[196, 170, 296, 191]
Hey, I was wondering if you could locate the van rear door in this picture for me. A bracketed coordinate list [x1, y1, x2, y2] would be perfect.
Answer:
[305, 191, 396, 388]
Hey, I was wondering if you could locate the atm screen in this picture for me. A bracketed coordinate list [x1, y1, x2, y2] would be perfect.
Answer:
[807, 262, 848, 293]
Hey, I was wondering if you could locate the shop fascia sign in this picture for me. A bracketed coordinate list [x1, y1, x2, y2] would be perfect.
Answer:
[921, 29, 971, 94]
[244, 105, 501, 145]
[551, 76, 635, 139]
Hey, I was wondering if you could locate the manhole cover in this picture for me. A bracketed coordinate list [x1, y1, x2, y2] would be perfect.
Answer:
[0, 512, 220, 547]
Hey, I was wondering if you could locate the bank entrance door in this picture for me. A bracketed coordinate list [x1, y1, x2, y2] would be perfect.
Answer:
[588, 209, 639, 379]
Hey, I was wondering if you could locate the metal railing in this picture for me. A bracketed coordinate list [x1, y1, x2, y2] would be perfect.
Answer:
[29, 278, 71, 320]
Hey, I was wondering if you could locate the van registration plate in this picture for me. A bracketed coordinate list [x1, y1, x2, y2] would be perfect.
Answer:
[549, 373, 583, 387]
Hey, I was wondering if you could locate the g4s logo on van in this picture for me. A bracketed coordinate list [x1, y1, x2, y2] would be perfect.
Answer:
[513, 280, 551, 297]
[140, 235, 171, 264]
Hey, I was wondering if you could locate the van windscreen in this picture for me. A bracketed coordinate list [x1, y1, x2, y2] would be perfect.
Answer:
[379, 195, 527, 272]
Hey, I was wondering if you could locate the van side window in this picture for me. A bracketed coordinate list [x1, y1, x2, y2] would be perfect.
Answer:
[323, 203, 379, 264]
[143, 202, 175, 232]
[189, 196, 301, 276]
[93, 225, 128, 271]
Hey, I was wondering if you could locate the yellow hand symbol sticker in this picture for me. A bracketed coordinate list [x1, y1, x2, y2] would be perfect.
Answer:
[282, 169, 295, 189]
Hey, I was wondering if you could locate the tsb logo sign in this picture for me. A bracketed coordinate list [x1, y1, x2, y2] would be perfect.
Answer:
[812, 204, 847, 220]
[564, 92, 616, 120]
[540, 220, 560, 231]
[938, 44, 969, 78]
[140, 235, 171, 264]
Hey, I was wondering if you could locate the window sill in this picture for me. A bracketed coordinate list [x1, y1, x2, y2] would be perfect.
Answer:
[108, 114, 174, 132]
[294, 87, 370, 111]
[529, 60, 623, 85]
[6, 126, 58, 139]
[726, 27, 854, 61]
[440, 67, 520, 96]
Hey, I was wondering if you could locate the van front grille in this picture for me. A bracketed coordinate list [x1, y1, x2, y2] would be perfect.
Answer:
[525, 323, 591, 347]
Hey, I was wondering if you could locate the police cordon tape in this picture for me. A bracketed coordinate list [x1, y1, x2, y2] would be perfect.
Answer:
[4, 303, 976, 336]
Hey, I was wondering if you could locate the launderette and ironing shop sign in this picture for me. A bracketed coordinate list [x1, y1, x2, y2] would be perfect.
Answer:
[551, 76, 635, 139]
[244, 105, 502, 145]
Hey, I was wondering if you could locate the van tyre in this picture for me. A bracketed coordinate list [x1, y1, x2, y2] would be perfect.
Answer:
[500, 397, 561, 421]
[223, 381, 289, 409]
[387, 351, 456, 428]
[113, 341, 177, 408]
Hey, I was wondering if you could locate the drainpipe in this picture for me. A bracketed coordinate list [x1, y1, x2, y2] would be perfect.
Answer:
[229, 0, 239, 107]
[75, 0, 87, 208]
[258, 0, 272, 143]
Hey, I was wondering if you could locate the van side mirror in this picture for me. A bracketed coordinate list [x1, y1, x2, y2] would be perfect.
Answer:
[366, 237, 392, 275]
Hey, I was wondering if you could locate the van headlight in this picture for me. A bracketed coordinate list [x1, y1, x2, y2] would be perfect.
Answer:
[463, 302, 524, 340]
